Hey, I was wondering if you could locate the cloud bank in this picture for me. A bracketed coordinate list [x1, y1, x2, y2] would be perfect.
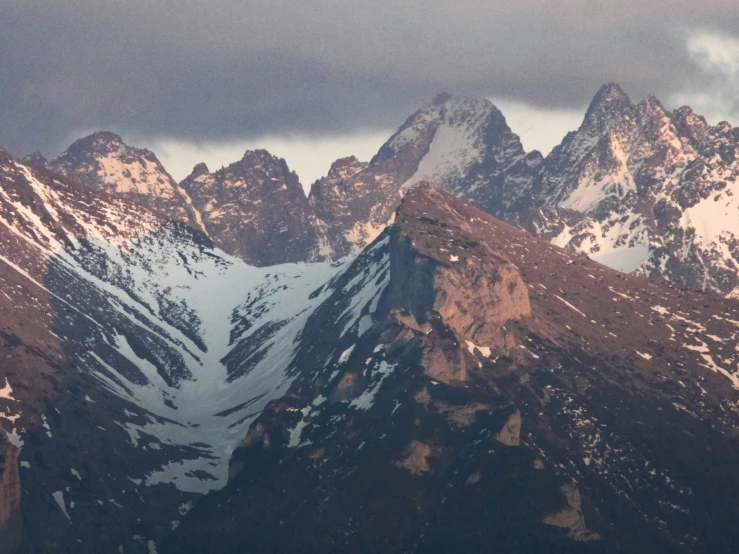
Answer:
[3, 0, 739, 161]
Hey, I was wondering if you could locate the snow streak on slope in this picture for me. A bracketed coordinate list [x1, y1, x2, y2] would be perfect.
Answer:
[75, 239, 341, 492]
[401, 97, 491, 192]
[0, 158, 344, 494]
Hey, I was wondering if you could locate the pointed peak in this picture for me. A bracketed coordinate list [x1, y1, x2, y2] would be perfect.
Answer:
[61, 131, 126, 158]
[190, 162, 210, 177]
[583, 83, 632, 122]
[594, 82, 629, 102]
[81, 131, 125, 145]
[240, 149, 280, 163]
[327, 155, 365, 174]
[636, 94, 668, 118]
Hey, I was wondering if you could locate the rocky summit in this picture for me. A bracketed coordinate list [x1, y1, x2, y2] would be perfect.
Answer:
[179, 150, 332, 266]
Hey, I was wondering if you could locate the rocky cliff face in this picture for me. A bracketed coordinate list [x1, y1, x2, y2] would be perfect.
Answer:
[180, 150, 331, 266]
[309, 94, 542, 257]
[47, 132, 204, 233]
[161, 185, 739, 553]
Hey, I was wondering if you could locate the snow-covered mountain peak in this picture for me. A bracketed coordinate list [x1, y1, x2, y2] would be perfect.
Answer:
[377, 94, 525, 196]
[309, 93, 538, 260]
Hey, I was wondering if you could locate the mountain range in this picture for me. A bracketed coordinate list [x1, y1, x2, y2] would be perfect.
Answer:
[25, 83, 739, 297]
[3, 83, 739, 552]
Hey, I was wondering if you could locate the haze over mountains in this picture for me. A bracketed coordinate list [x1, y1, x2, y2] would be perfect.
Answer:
[3, 83, 739, 552]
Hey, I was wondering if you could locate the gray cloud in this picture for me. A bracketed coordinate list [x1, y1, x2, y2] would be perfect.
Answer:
[3, 1, 739, 157]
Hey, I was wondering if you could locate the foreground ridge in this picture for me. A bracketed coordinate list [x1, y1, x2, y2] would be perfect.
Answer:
[163, 184, 739, 553]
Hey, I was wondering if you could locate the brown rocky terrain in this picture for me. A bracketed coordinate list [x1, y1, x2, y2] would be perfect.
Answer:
[161, 184, 739, 553]
[179, 150, 331, 266]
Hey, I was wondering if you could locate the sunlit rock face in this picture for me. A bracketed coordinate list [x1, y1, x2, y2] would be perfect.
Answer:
[47, 132, 204, 232]
[179, 150, 332, 266]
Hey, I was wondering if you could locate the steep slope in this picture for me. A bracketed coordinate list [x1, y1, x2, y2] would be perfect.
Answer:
[508, 83, 739, 296]
[180, 151, 333, 266]
[309, 93, 540, 257]
[47, 132, 204, 233]
[0, 149, 343, 552]
[163, 185, 739, 553]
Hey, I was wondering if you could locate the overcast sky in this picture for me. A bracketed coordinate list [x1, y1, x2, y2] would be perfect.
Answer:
[3, 1, 739, 186]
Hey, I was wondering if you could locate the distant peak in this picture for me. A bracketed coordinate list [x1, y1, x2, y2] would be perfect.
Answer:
[672, 105, 706, 128]
[586, 83, 631, 113]
[581, 83, 632, 132]
[329, 155, 361, 169]
[636, 94, 667, 118]
[190, 162, 210, 177]
[432, 92, 454, 105]
[241, 149, 279, 163]
[594, 82, 629, 101]
[61, 131, 126, 158]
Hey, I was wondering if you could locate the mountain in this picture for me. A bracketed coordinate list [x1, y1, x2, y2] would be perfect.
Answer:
[161, 184, 739, 553]
[4, 142, 739, 552]
[308, 93, 542, 257]
[516, 83, 739, 296]
[46, 135, 336, 267]
[46, 132, 205, 233]
[38, 85, 739, 296]
[0, 149, 342, 552]
[179, 150, 332, 266]
[312, 85, 739, 297]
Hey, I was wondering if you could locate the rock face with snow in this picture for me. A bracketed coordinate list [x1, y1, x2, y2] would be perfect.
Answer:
[511, 83, 739, 296]
[0, 150, 342, 552]
[308, 93, 542, 257]
[39, 87, 739, 295]
[179, 150, 332, 266]
[162, 185, 739, 553]
[47, 132, 205, 233]
[311, 85, 739, 296]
